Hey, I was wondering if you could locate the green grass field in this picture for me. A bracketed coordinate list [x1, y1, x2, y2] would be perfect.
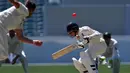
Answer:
[0, 64, 130, 73]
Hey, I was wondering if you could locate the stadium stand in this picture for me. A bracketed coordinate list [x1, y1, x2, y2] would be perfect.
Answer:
[0, 0, 44, 36]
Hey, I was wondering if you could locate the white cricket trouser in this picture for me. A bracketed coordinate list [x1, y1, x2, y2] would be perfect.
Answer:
[0, 23, 8, 61]
[8, 51, 26, 63]
[73, 41, 107, 73]
[8, 50, 28, 73]
[19, 51, 28, 73]
[8, 53, 16, 63]
[87, 42, 107, 58]
[9, 47, 23, 55]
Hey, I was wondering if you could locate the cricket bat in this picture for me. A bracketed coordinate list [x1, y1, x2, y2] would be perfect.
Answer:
[52, 44, 78, 59]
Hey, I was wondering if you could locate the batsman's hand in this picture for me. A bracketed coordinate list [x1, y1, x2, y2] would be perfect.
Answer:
[83, 36, 90, 43]
[77, 42, 84, 48]
[33, 40, 43, 46]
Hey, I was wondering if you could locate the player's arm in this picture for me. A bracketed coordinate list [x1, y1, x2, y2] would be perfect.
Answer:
[76, 40, 85, 48]
[14, 29, 43, 46]
[15, 29, 33, 44]
[88, 31, 101, 39]
[8, 0, 20, 8]
[83, 26, 101, 40]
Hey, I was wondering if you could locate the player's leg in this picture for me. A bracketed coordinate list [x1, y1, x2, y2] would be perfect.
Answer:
[0, 27, 9, 61]
[112, 58, 120, 73]
[95, 57, 99, 70]
[8, 53, 16, 63]
[107, 58, 113, 68]
[0, 53, 14, 67]
[0, 60, 4, 67]
[80, 50, 97, 73]
[0, 59, 11, 67]
[0, 35, 8, 60]
[19, 51, 28, 73]
[12, 54, 20, 64]
[80, 42, 107, 73]
[72, 57, 88, 73]
[0, 61, 2, 67]
[94, 56, 105, 70]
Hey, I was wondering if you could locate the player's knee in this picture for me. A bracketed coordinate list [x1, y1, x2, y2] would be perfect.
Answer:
[19, 55, 27, 62]
[72, 57, 87, 71]
[72, 57, 79, 66]
[72, 57, 81, 69]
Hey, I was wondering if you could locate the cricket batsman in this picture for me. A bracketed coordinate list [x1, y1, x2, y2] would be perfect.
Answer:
[0, 0, 42, 60]
[98, 32, 120, 73]
[66, 22, 107, 73]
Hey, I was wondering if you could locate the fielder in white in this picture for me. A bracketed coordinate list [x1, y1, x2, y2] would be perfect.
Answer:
[66, 22, 107, 73]
[7, 30, 29, 73]
[0, 0, 42, 60]
[98, 32, 120, 73]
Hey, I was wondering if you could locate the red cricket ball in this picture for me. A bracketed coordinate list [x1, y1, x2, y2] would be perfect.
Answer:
[72, 13, 76, 17]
